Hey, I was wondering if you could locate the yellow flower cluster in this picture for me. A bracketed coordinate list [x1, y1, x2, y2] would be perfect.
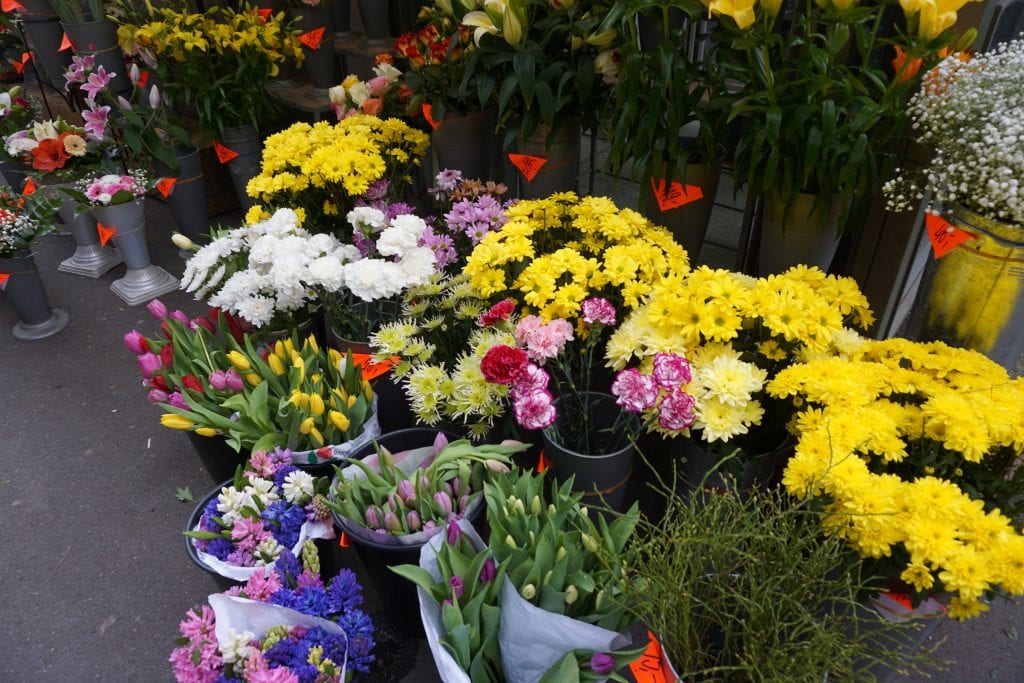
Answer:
[245, 116, 429, 231]
[119, 7, 304, 71]
[770, 337, 1024, 618]
[465, 194, 689, 321]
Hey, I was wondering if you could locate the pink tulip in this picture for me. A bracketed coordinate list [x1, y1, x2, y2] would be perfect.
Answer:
[123, 330, 149, 355]
[137, 352, 162, 378]
[224, 369, 244, 392]
[146, 299, 168, 319]
[209, 370, 228, 391]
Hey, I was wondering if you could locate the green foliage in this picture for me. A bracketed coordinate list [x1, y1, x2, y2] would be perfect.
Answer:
[175, 486, 194, 502]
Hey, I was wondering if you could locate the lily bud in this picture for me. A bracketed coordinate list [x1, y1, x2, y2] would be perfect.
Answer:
[170, 233, 193, 251]
[129, 63, 140, 85]
[521, 584, 536, 600]
[148, 84, 161, 109]
[436, 0, 453, 13]
[502, 4, 524, 46]
[117, 95, 132, 110]
[434, 491, 454, 515]
[581, 533, 599, 553]
[406, 510, 421, 531]
[564, 585, 578, 604]
[585, 29, 616, 49]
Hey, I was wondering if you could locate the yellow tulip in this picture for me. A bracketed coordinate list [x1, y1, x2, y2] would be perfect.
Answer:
[267, 354, 286, 376]
[309, 426, 325, 447]
[300, 416, 315, 434]
[283, 339, 295, 356]
[290, 390, 310, 409]
[329, 410, 350, 432]
[292, 355, 305, 383]
[194, 427, 218, 437]
[273, 340, 286, 359]
[328, 348, 342, 368]
[161, 414, 194, 430]
[309, 393, 325, 416]
[347, 394, 358, 409]
[760, 0, 783, 17]
[708, 0, 758, 29]
[226, 350, 250, 372]
[304, 334, 319, 354]
[362, 380, 374, 401]
[245, 372, 263, 387]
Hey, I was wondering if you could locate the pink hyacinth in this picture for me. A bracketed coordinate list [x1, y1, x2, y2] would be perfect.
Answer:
[248, 665, 298, 683]
[230, 517, 269, 544]
[513, 389, 557, 430]
[611, 368, 659, 413]
[178, 605, 216, 640]
[652, 352, 692, 389]
[658, 388, 696, 431]
[581, 297, 616, 326]
[240, 567, 283, 602]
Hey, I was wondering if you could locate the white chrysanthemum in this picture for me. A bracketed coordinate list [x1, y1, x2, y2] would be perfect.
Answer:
[220, 628, 255, 664]
[692, 354, 766, 407]
[235, 295, 275, 327]
[282, 470, 315, 504]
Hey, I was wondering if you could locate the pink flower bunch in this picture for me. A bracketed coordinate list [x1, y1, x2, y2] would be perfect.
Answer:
[84, 173, 146, 204]
[514, 315, 574, 362]
[168, 606, 223, 683]
[612, 352, 696, 431]
[581, 297, 616, 326]
[480, 343, 556, 430]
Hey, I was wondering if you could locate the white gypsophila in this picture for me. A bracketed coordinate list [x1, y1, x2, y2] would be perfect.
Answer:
[254, 537, 283, 566]
[884, 38, 1024, 226]
[377, 214, 426, 256]
[347, 206, 387, 232]
[220, 628, 255, 664]
[282, 470, 315, 504]
[307, 256, 346, 291]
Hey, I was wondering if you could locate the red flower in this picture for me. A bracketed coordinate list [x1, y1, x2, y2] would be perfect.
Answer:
[149, 374, 170, 392]
[160, 343, 174, 368]
[375, 52, 393, 66]
[182, 374, 203, 392]
[30, 136, 70, 172]
[480, 299, 516, 327]
[194, 316, 216, 333]
[480, 345, 529, 385]
[160, 320, 172, 339]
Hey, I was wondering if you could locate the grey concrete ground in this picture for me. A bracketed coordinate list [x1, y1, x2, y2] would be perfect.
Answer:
[1, 188, 1022, 681]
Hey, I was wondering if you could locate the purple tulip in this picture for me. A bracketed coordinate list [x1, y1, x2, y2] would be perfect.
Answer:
[590, 653, 615, 675]
[208, 370, 228, 391]
[458, 495, 470, 513]
[397, 480, 416, 503]
[423, 521, 438, 531]
[146, 299, 168, 320]
[384, 511, 401, 532]
[137, 352, 162, 379]
[446, 521, 461, 546]
[167, 392, 189, 410]
[479, 558, 496, 584]
[365, 506, 383, 529]
[224, 369, 244, 392]
[169, 310, 192, 327]
[123, 330, 148, 355]
[449, 576, 464, 600]
[406, 510, 421, 532]
[147, 388, 169, 404]
[434, 491, 453, 516]
[418, 475, 431, 494]
[387, 493, 398, 512]
[451, 476, 462, 497]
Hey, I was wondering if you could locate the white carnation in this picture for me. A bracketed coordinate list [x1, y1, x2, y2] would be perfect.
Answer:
[307, 256, 346, 291]
[347, 206, 386, 232]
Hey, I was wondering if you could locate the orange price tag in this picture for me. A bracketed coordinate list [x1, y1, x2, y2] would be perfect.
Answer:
[338, 531, 350, 548]
[156, 177, 177, 198]
[13, 52, 29, 75]
[508, 153, 547, 182]
[2, 0, 26, 12]
[21, 177, 37, 196]
[925, 212, 973, 259]
[137, 70, 150, 88]
[350, 352, 399, 381]
[0, 273, 9, 290]
[650, 178, 703, 212]
[421, 103, 440, 131]
[58, 33, 72, 51]
[880, 590, 913, 611]
[628, 631, 677, 683]
[212, 141, 239, 164]
[299, 27, 325, 51]
[536, 451, 549, 473]
[97, 222, 117, 247]
[257, 7, 272, 20]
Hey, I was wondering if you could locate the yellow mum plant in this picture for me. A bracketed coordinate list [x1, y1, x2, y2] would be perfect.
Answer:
[769, 337, 1024, 619]
[464, 193, 690, 321]
[245, 116, 430, 234]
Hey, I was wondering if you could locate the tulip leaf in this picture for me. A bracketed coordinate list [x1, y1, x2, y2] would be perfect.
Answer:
[539, 653, 580, 683]
[388, 564, 437, 593]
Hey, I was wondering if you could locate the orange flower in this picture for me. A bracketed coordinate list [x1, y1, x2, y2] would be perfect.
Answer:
[375, 52, 393, 65]
[30, 136, 69, 172]
[891, 45, 924, 84]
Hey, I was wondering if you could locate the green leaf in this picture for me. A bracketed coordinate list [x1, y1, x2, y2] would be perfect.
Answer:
[389, 564, 439, 592]
[539, 653, 581, 683]
[175, 486, 194, 503]
[513, 50, 536, 107]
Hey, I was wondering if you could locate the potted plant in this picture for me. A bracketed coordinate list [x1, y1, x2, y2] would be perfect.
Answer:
[885, 39, 1024, 369]
[714, 0, 977, 274]
[0, 186, 68, 340]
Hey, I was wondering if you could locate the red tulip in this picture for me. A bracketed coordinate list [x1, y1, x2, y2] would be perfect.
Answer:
[182, 374, 203, 392]
[160, 343, 174, 367]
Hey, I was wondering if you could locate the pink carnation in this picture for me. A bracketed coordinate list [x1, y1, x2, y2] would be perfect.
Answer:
[516, 316, 574, 362]
[513, 389, 557, 430]
[511, 362, 550, 398]
[611, 368, 659, 413]
[652, 353, 692, 389]
[581, 297, 616, 326]
[658, 388, 696, 431]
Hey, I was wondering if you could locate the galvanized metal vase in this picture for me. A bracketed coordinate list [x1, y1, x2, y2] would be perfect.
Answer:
[904, 205, 1024, 371]
[56, 191, 123, 278]
[758, 193, 843, 276]
[0, 248, 70, 340]
[91, 199, 179, 306]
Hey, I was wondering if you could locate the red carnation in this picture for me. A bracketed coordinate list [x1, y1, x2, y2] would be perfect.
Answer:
[480, 299, 516, 327]
[480, 345, 528, 385]
[182, 374, 203, 392]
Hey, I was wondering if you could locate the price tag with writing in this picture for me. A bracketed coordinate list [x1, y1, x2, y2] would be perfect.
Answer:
[137, 70, 150, 88]
[22, 177, 37, 196]
[213, 141, 239, 164]
[58, 33, 72, 51]
[97, 222, 117, 248]
[421, 103, 440, 131]
[156, 177, 177, 198]
[0, 273, 9, 290]
[508, 153, 547, 182]
[925, 212, 973, 259]
[349, 352, 399, 381]
[299, 27, 325, 51]
[650, 178, 703, 212]
[2, 0, 26, 12]
[628, 631, 677, 683]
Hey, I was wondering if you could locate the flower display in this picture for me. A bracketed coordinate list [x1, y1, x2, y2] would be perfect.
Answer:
[769, 337, 1024, 619]
[326, 433, 522, 540]
[422, 169, 510, 271]
[0, 189, 60, 258]
[2, 117, 110, 178]
[0, 85, 37, 142]
[329, 54, 410, 120]
[885, 38, 1024, 227]
[63, 170, 155, 208]
[119, 4, 305, 136]
[186, 455, 335, 572]
[244, 116, 430, 234]
[464, 193, 689, 321]
[605, 265, 874, 453]
[393, 10, 480, 121]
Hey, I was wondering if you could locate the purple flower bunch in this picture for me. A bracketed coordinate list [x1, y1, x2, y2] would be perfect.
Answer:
[611, 352, 697, 431]
[421, 169, 510, 270]
[188, 450, 333, 569]
[64, 55, 111, 140]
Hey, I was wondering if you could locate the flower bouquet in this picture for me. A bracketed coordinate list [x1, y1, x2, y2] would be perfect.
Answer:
[244, 116, 429, 234]
[3, 117, 112, 179]
[0, 86, 37, 154]
[185, 456, 335, 581]
[329, 54, 411, 120]
[171, 542, 375, 681]
[768, 336, 1024, 620]
[62, 170, 155, 209]
[0, 188, 60, 258]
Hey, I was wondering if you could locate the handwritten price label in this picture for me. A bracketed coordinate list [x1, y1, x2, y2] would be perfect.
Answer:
[213, 141, 239, 164]
[650, 178, 703, 212]
[349, 352, 399, 381]
[508, 153, 547, 182]
[97, 222, 117, 247]
[925, 212, 973, 259]
[0, 273, 9, 290]
[628, 631, 677, 683]
[156, 177, 177, 198]
[299, 27, 325, 51]
[13, 52, 29, 75]
[21, 177, 37, 196]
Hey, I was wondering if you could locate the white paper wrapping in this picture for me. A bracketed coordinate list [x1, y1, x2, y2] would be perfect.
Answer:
[193, 519, 335, 582]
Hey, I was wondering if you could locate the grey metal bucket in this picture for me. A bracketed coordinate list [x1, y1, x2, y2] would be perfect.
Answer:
[508, 121, 580, 200]
[91, 200, 179, 306]
[17, 0, 73, 88]
[56, 192, 123, 278]
[154, 147, 211, 246]
[431, 108, 497, 181]
[758, 193, 843, 276]
[0, 249, 70, 340]
[641, 157, 724, 263]
[61, 19, 131, 93]
[293, 6, 336, 91]
[221, 125, 262, 212]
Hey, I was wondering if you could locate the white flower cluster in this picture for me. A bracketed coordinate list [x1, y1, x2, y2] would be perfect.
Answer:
[180, 209, 360, 327]
[215, 477, 281, 525]
[341, 208, 438, 302]
[884, 38, 1024, 227]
